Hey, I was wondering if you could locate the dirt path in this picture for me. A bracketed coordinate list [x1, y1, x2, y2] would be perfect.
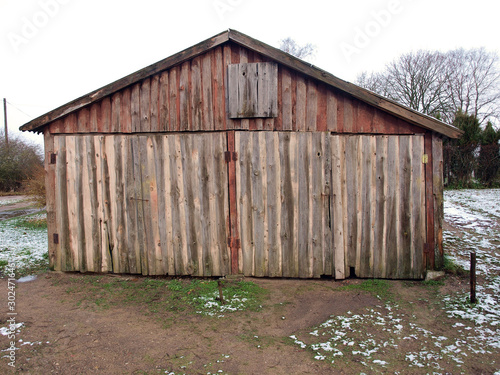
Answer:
[0, 272, 498, 374]
[0, 196, 41, 221]
[1, 275, 379, 374]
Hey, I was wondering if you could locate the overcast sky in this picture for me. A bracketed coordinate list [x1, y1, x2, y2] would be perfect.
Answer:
[1, 0, 499, 147]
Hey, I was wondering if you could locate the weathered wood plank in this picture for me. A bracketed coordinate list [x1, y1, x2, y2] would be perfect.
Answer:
[432, 134, 444, 270]
[267, 133, 282, 277]
[182, 134, 201, 275]
[92, 136, 104, 272]
[295, 75, 307, 131]
[223, 44, 235, 130]
[65, 136, 79, 271]
[214, 133, 230, 275]
[129, 136, 145, 273]
[201, 53, 214, 131]
[202, 134, 216, 275]
[159, 71, 170, 132]
[138, 136, 154, 274]
[150, 75, 160, 132]
[311, 133, 324, 277]
[320, 134, 335, 275]
[152, 135, 167, 274]
[89, 103, 100, 133]
[168, 67, 178, 131]
[385, 136, 400, 278]
[343, 96, 354, 133]
[161, 135, 174, 274]
[173, 135, 189, 274]
[120, 88, 132, 134]
[399, 136, 412, 278]
[331, 135, 345, 279]
[412, 135, 425, 278]
[251, 132, 266, 276]
[326, 90, 338, 132]
[281, 68, 292, 131]
[83, 136, 98, 272]
[100, 97, 111, 133]
[147, 135, 163, 274]
[226, 131, 240, 274]
[359, 136, 373, 277]
[111, 93, 121, 133]
[77, 107, 90, 133]
[297, 133, 311, 277]
[373, 136, 388, 278]
[63, 113, 76, 133]
[179, 63, 191, 131]
[112, 135, 127, 272]
[140, 79, 151, 133]
[104, 136, 119, 272]
[123, 136, 138, 273]
[74, 137, 87, 272]
[55, 136, 72, 271]
[212, 47, 225, 131]
[131, 84, 141, 133]
[316, 83, 328, 132]
[44, 131, 58, 271]
[190, 57, 202, 131]
[101, 136, 115, 272]
[306, 80, 318, 132]
[279, 133, 297, 277]
[345, 136, 358, 272]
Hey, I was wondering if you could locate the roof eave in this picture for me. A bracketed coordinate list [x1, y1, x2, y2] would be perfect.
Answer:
[227, 29, 463, 139]
[21, 28, 463, 139]
[20, 30, 230, 132]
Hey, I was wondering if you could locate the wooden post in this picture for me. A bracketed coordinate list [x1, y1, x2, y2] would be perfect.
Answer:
[470, 252, 477, 304]
[218, 279, 225, 305]
[3, 98, 8, 146]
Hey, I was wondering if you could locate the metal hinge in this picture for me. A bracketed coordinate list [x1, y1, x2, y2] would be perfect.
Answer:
[224, 151, 238, 163]
[53, 233, 59, 244]
[50, 153, 57, 164]
[422, 154, 428, 164]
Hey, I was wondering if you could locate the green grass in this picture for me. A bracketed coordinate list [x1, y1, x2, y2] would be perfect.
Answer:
[62, 277, 267, 316]
[442, 254, 469, 276]
[337, 279, 393, 301]
[15, 215, 47, 230]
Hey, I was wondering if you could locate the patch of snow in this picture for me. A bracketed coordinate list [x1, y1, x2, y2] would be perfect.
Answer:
[0, 213, 48, 269]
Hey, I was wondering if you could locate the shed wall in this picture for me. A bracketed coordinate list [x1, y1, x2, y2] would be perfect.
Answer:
[45, 43, 424, 136]
[47, 131, 426, 279]
[41, 41, 443, 279]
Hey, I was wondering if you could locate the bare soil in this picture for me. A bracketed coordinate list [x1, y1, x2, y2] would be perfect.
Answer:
[0, 271, 496, 375]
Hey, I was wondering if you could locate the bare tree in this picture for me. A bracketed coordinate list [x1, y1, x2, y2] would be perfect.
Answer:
[278, 37, 316, 61]
[445, 48, 500, 125]
[356, 48, 500, 125]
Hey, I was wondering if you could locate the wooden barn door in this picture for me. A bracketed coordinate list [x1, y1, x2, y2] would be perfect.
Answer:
[49, 133, 230, 276]
[234, 132, 426, 279]
[331, 134, 426, 279]
[235, 132, 333, 278]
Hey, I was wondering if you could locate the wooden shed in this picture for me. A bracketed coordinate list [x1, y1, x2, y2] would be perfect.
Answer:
[21, 29, 462, 279]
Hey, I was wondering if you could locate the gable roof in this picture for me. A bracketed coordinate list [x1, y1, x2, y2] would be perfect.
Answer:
[20, 29, 462, 138]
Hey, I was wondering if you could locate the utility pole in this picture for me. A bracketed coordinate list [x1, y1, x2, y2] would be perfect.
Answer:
[3, 98, 8, 146]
